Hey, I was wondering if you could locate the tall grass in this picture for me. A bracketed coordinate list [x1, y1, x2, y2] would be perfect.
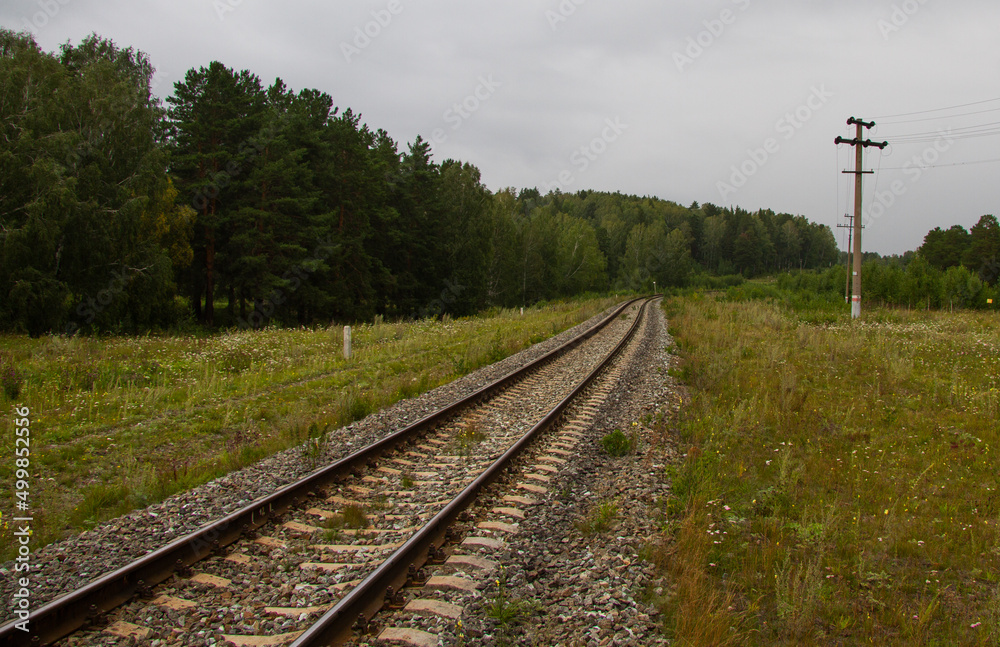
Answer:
[658, 294, 1000, 644]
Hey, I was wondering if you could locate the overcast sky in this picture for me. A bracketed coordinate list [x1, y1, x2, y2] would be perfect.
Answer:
[3, 0, 999, 255]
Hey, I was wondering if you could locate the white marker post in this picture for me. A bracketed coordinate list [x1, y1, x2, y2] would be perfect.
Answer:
[344, 325, 352, 359]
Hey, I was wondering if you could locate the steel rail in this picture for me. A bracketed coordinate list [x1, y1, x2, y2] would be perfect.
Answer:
[292, 297, 655, 646]
[0, 298, 642, 647]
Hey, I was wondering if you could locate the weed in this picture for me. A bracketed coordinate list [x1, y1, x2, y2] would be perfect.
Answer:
[367, 495, 390, 511]
[774, 552, 824, 639]
[454, 419, 486, 457]
[303, 436, 327, 464]
[219, 347, 253, 373]
[485, 565, 538, 635]
[400, 472, 415, 489]
[77, 482, 131, 528]
[601, 429, 634, 457]
[344, 392, 373, 423]
[576, 499, 619, 535]
[342, 504, 368, 529]
[321, 528, 342, 543]
[302, 422, 330, 464]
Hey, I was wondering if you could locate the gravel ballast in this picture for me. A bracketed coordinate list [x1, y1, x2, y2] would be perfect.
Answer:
[0, 304, 627, 624]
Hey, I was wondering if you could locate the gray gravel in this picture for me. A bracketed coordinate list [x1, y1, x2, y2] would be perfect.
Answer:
[455, 300, 681, 646]
[0, 303, 625, 626]
[60, 301, 644, 646]
[352, 300, 684, 646]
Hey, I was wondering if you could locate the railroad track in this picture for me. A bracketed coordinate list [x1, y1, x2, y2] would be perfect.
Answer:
[1, 297, 655, 647]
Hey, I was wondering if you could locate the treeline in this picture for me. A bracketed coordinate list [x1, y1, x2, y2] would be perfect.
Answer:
[862, 214, 1000, 310]
[523, 192, 840, 287]
[1, 31, 838, 336]
[775, 216, 1000, 311]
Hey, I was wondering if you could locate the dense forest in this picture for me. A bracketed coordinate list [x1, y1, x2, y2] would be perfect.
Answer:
[5, 31, 992, 336]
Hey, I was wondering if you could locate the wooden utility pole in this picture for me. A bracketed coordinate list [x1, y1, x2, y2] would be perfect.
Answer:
[835, 118, 887, 319]
[836, 213, 854, 303]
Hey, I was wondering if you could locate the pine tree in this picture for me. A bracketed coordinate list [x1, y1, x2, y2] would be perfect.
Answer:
[167, 61, 266, 325]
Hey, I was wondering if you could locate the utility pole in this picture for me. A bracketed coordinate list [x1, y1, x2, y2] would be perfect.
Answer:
[835, 118, 888, 319]
[836, 213, 860, 303]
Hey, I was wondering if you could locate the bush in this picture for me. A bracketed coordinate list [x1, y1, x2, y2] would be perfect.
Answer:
[601, 429, 634, 457]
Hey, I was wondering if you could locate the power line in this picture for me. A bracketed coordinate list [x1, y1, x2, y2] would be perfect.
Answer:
[875, 156, 1000, 170]
[885, 121, 1000, 144]
[889, 119, 1000, 136]
[873, 97, 1000, 120]
[877, 106, 1000, 126]
[888, 131, 1000, 145]
[867, 147, 884, 219]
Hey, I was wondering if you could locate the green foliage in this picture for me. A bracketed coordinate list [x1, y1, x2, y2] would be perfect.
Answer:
[576, 499, 620, 535]
[454, 420, 487, 457]
[749, 261, 1000, 315]
[601, 428, 635, 457]
[0, 30, 184, 336]
[919, 224, 970, 270]
[2, 30, 849, 334]
[484, 566, 538, 634]
[964, 214, 1000, 284]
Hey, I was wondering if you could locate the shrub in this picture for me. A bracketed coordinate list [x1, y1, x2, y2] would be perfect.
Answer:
[602, 429, 634, 457]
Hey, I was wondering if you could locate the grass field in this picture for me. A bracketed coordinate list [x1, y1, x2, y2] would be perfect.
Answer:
[657, 294, 1000, 645]
[0, 296, 619, 557]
